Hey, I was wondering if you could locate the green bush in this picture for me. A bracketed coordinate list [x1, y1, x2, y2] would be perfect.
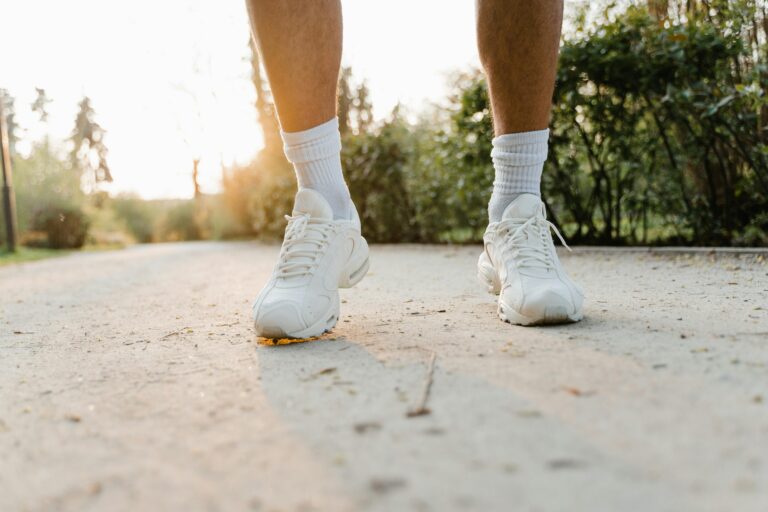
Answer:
[407, 73, 494, 242]
[10, 141, 85, 236]
[159, 201, 203, 242]
[223, 151, 296, 241]
[343, 112, 420, 242]
[546, 4, 767, 245]
[33, 206, 89, 249]
[111, 195, 157, 243]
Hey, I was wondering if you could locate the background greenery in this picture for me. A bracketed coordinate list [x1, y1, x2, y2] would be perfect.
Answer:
[2, 0, 766, 251]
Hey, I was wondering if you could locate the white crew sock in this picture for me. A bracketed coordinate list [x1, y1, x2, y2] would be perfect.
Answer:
[487, 128, 549, 222]
[281, 117, 352, 219]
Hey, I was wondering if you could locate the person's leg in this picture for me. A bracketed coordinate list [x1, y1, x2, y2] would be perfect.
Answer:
[247, 0, 341, 132]
[475, 0, 583, 326]
[247, 0, 351, 219]
[477, 0, 562, 135]
[247, 1, 369, 339]
[477, 0, 562, 221]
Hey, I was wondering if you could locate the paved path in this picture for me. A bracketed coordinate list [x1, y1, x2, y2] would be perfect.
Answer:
[1, 242, 766, 512]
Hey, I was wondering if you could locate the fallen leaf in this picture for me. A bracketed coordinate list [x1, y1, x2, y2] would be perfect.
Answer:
[353, 422, 382, 434]
[564, 387, 591, 397]
[302, 367, 337, 381]
[370, 478, 407, 493]
[547, 458, 587, 470]
[258, 335, 322, 346]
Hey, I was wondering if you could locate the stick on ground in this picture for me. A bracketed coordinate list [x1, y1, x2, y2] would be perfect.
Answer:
[407, 351, 437, 418]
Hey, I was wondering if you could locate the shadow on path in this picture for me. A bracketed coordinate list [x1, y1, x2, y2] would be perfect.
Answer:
[256, 337, 679, 512]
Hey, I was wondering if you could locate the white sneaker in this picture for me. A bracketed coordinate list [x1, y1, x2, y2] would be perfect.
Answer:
[252, 189, 370, 338]
[478, 194, 584, 326]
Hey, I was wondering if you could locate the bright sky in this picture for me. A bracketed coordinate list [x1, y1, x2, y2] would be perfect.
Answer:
[2, 0, 580, 199]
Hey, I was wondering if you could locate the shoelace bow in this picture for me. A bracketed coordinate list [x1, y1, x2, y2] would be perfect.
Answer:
[497, 205, 571, 270]
[276, 214, 337, 279]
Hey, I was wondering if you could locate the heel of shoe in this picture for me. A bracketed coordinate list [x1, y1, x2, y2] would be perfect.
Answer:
[341, 257, 369, 289]
[340, 237, 370, 289]
[477, 252, 501, 295]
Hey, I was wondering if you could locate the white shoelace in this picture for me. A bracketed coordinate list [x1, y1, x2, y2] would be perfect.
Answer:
[276, 214, 337, 279]
[497, 205, 570, 270]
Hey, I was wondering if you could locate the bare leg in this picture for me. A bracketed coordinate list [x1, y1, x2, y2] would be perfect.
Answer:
[476, 0, 563, 134]
[246, 0, 342, 132]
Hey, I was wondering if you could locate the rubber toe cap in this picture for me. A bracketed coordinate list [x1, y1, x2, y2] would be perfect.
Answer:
[520, 286, 574, 320]
[254, 301, 305, 338]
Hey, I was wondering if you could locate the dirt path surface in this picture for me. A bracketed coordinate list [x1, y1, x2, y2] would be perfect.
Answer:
[1, 242, 767, 512]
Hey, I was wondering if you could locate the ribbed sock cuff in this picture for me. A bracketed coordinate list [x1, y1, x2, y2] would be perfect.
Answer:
[281, 117, 342, 164]
[490, 129, 549, 196]
[280, 117, 351, 219]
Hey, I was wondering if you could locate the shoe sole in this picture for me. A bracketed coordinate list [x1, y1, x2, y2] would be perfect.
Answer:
[264, 293, 341, 340]
[258, 244, 370, 340]
[498, 300, 583, 326]
[477, 254, 582, 327]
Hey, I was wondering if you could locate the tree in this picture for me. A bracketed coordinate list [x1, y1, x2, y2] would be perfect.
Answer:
[0, 89, 19, 155]
[647, 0, 669, 21]
[70, 97, 112, 186]
[336, 67, 374, 135]
[31, 88, 51, 123]
[353, 81, 374, 135]
[192, 159, 202, 199]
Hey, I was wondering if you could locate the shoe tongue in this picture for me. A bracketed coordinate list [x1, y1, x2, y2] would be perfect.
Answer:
[502, 194, 542, 220]
[292, 189, 333, 220]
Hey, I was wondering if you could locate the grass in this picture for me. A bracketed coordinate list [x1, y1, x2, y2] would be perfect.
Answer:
[0, 243, 127, 267]
[0, 247, 70, 267]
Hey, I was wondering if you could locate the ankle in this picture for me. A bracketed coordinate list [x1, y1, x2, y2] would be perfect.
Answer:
[488, 129, 548, 223]
[281, 118, 352, 219]
[488, 192, 527, 223]
[299, 185, 353, 220]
